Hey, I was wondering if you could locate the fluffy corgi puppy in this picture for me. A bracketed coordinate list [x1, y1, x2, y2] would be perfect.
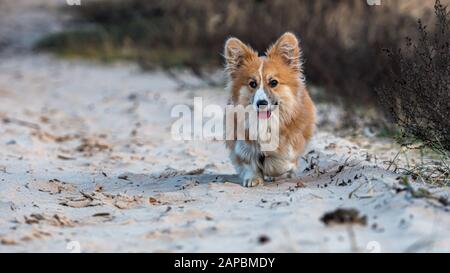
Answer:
[224, 32, 316, 187]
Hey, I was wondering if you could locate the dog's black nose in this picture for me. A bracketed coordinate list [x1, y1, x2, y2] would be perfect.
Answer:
[256, 100, 269, 108]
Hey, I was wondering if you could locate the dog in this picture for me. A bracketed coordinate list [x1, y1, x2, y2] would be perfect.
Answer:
[224, 32, 316, 187]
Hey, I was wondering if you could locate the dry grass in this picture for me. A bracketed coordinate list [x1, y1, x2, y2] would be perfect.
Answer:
[35, 0, 445, 105]
[378, 0, 450, 152]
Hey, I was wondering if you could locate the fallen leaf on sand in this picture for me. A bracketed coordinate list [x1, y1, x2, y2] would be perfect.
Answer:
[109, 193, 142, 209]
[1, 238, 17, 245]
[3, 116, 40, 129]
[152, 167, 205, 179]
[149, 197, 160, 205]
[118, 175, 129, 181]
[33, 179, 77, 195]
[24, 213, 76, 227]
[92, 212, 111, 217]
[59, 191, 142, 209]
[85, 212, 113, 224]
[185, 168, 205, 175]
[57, 154, 76, 160]
[76, 138, 111, 155]
[320, 208, 367, 226]
[20, 228, 52, 242]
[59, 196, 103, 208]
[31, 130, 78, 143]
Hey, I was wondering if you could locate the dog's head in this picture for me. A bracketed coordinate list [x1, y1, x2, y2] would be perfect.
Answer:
[224, 32, 304, 120]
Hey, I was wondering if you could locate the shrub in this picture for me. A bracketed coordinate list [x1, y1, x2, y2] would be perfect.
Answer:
[377, 0, 450, 152]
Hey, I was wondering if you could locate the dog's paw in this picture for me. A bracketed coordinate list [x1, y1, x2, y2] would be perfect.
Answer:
[239, 166, 264, 187]
[242, 176, 264, 187]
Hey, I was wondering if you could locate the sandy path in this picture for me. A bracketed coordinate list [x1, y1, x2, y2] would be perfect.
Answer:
[0, 1, 449, 253]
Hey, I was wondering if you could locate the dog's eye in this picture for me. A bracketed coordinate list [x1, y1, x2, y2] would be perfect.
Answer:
[249, 81, 257, 89]
[269, 79, 278, 88]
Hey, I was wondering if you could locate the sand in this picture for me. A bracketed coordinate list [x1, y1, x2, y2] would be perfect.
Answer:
[0, 0, 449, 253]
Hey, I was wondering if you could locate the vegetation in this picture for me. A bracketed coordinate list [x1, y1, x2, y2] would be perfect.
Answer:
[378, 0, 450, 152]
[36, 0, 435, 103]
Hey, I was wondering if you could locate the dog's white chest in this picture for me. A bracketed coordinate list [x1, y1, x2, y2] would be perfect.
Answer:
[234, 140, 261, 164]
[234, 140, 295, 177]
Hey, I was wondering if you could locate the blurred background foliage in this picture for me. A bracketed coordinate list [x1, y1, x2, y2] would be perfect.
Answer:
[36, 0, 449, 153]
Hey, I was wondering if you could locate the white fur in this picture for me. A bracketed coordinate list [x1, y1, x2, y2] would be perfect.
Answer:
[231, 138, 297, 186]
[252, 63, 269, 110]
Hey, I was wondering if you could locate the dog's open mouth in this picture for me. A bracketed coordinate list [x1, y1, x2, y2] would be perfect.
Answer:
[256, 103, 277, 120]
[257, 110, 271, 119]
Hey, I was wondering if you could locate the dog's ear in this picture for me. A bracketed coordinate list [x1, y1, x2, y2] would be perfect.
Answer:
[224, 37, 257, 78]
[266, 32, 302, 72]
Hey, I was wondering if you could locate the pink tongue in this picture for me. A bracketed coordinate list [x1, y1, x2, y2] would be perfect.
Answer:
[258, 111, 271, 119]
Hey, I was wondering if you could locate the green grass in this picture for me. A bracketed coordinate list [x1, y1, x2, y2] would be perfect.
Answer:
[35, 28, 198, 68]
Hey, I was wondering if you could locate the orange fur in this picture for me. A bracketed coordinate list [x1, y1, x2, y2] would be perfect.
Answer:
[224, 32, 316, 187]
